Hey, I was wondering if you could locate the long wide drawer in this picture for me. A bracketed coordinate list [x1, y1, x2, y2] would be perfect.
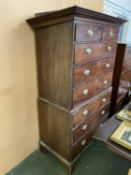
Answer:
[73, 58, 115, 85]
[72, 88, 112, 127]
[72, 112, 100, 144]
[74, 42, 117, 65]
[71, 127, 96, 160]
[73, 73, 113, 104]
[72, 103, 110, 144]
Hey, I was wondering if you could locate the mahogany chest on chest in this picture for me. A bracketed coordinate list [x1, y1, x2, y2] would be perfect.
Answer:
[27, 6, 125, 173]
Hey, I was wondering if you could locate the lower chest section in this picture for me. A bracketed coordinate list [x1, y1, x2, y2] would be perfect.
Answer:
[38, 88, 112, 161]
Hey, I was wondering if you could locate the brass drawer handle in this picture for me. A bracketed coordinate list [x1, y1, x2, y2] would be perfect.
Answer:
[82, 89, 89, 96]
[82, 124, 88, 130]
[102, 98, 107, 103]
[85, 48, 92, 55]
[105, 63, 110, 68]
[101, 110, 105, 115]
[81, 139, 86, 146]
[107, 46, 112, 52]
[82, 110, 88, 116]
[83, 69, 90, 76]
[86, 29, 94, 37]
[103, 80, 108, 85]
[109, 29, 114, 38]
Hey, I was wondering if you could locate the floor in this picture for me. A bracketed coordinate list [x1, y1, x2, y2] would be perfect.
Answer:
[6, 140, 131, 175]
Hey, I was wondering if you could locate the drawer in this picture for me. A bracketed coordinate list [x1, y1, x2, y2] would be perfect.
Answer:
[72, 88, 112, 127]
[73, 58, 115, 84]
[73, 73, 113, 104]
[71, 131, 93, 159]
[72, 112, 101, 143]
[102, 26, 119, 41]
[74, 42, 117, 65]
[75, 22, 102, 42]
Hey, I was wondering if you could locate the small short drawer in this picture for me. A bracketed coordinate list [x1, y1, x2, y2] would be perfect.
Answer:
[73, 73, 113, 104]
[72, 112, 100, 143]
[72, 88, 112, 127]
[74, 42, 117, 65]
[73, 58, 115, 84]
[75, 22, 102, 42]
[102, 26, 119, 41]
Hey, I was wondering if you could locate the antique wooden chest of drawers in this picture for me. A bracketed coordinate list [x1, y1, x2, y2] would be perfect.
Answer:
[27, 6, 125, 173]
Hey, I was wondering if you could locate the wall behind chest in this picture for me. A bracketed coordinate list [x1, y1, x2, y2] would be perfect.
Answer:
[0, 0, 104, 174]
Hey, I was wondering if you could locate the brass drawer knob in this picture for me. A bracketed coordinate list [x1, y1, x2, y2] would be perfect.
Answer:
[86, 29, 94, 37]
[103, 80, 108, 85]
[81, 139, 86, 146]
[82, 110, 89, 116]
[109, 29, 114, 37]
[105, 63, 110, 68]
[101, 110, 105, 115]
[82, 89, 89, 96]
[107, 46, 112, 52]
[102, 98, 107, 103]
[82, 124, 88, 130]
[83, 69, 90, 76]
[85, 48, 92, 55]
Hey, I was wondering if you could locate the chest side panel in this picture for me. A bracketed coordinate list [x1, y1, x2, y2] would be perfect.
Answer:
[35, 21, 74, 109]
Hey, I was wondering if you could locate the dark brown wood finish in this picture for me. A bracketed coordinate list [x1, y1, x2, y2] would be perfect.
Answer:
[102, 26, 119, 41]
[74, 42, 117, 65]
[38, 99, 71, 161]
[35, 22, 74, 109]
[75, 21, 102, 42]
[72, 110, 104, 143]
[27, 6, 125, 174]
[73, 73, 113, 104]
[73, 58, 115, 84]
[27, 6, 125, 28]
[72, 88, 112, 128]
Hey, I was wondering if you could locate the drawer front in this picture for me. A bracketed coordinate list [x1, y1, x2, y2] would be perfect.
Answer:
[102, 26, 119, 41]
[72, 89, 112, 127]
[71, 115, 100, 159]
[72, 112, 101, 143]
[73, 58, 115, 84]
[71, 132, 92, 159]
[74, 42, 117, 65]
[75, 22, 102, 42]
[73, 73, 113, 104]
